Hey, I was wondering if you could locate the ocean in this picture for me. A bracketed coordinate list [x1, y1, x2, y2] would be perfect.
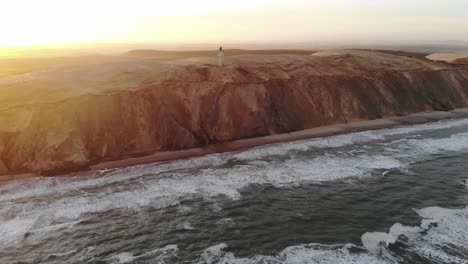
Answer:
[1, 118, 468, 263]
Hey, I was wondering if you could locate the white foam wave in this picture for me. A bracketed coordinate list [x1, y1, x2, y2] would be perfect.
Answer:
[196, 243, 392, 264]
[108, 244, 178, 264]
[233, 118, 468, 161]
[177, 221, 195, 230]
[362, 206, 468, 263]
[0, 153, 227, 203]
[361, 223, 421, 253]
[411, 210, 468, 263]
[198, 206, 468, 264]
[110, 252, 135, 264]
[1, 118, 467, 203]
[1, 119, 468, 246]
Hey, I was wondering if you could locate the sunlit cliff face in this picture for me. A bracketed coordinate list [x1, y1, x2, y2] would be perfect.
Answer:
[0, 0, 468, 56]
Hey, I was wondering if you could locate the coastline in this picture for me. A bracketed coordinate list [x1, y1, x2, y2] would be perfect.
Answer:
[2, 109, 467, 184]
[91, 109, 468, 171]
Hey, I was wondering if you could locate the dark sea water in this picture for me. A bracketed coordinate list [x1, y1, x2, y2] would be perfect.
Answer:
[1, 119, 468, 264]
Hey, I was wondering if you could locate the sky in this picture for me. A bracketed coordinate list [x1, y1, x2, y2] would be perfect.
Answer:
[0, 0, 467, 50]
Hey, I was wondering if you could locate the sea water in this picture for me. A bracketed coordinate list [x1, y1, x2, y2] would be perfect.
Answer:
[1, 119, 468, 263]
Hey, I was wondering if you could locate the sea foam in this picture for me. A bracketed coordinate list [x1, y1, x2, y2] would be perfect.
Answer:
[1, 119, 468, 247]
[196, 206, 468, 264]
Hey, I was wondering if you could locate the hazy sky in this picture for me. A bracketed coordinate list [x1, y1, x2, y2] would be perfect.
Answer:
[0, 0, 467, 48]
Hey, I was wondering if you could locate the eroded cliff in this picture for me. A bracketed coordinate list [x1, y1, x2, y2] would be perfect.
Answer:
[1, 50, 468, 175]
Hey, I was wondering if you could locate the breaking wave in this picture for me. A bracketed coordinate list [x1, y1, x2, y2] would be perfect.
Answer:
[196, 206, 468, 264]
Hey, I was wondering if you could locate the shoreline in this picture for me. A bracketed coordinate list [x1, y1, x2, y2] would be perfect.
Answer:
[2, 109, 468, 183]
[91, 110, 468, 171]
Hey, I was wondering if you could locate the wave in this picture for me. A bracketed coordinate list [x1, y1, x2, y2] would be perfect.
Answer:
[232, 118, 468, 160]
[2, 118, 468, 202]
[1, 119, 468, 247]
[195, 206, 468, 264]
[196, 243, 391, 264]
[108, 244, 178, 264]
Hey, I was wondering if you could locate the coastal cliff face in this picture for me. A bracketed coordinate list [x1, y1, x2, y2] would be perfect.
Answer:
[1, 50, 468, 175]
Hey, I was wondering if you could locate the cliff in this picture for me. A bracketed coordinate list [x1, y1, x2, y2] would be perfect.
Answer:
[1, 50, 468, 175]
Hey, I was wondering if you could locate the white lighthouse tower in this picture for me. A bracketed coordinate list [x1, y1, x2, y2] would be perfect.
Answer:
[217, 46, 224, 67]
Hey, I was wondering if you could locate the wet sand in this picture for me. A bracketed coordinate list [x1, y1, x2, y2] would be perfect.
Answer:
[1, 109, 467, 183]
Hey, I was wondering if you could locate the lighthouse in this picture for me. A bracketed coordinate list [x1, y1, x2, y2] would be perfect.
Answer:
[217, 46, 224, 67]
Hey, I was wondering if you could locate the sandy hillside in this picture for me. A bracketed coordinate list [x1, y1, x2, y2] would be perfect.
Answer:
[426, 52, 468, 63]
[1, 50, 468, 175]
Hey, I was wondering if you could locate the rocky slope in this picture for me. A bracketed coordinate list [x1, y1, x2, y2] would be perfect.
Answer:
[1, 50, 468, 175]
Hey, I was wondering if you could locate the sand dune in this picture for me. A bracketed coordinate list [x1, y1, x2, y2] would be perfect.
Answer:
[426, 52, 468, 63]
